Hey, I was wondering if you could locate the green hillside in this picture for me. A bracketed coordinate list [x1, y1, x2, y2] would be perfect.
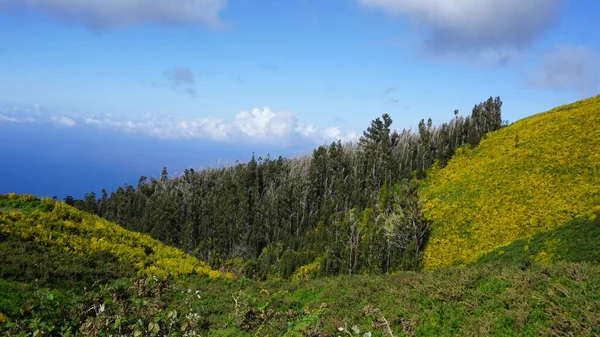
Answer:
[474, 213, 600, 266]
[421, 95, 600, 269]
[0, 193, 229, 280]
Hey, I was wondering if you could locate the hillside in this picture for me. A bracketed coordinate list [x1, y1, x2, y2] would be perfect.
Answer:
[0, 193, 228, 280]
[2, 218, 600, 337]
[421, 95, 600, 269]
[475, 213, 600, 266]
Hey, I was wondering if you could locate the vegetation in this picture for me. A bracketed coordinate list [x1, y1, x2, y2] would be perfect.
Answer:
[2, 261, 600, 336]
[2, 96, 600, 335]
[0, 194, 229, 279]
[421, 95, 600, 269]
[73, 97, 504, 279]
[475, 213, 600, 266]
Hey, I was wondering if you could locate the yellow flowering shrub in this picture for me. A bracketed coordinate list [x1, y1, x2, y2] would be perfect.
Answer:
[0, 197, 231, 279]
[421, 95, 600, 269]
[291, 256, 322, 281]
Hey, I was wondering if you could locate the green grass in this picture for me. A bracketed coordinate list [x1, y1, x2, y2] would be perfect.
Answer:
[132, 263, 600, 336]
[475, 213, 600, 267]
[0, 196, 53, 214]
[0, 278, 36, 317]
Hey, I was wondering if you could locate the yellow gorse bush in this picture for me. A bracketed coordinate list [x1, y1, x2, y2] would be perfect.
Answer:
[0, 198, 232, 279]
[421, 95, 600, 269]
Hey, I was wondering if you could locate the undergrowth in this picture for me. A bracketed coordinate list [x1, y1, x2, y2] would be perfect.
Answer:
[4, 262, 598, 336]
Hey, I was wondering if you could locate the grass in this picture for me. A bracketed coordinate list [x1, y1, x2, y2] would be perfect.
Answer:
[0, 195, 53, 214]
[4, 262, 596, 336]
[475, 213, 600, 267]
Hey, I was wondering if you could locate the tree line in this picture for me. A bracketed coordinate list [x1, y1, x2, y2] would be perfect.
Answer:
[70, 96, 504, 279]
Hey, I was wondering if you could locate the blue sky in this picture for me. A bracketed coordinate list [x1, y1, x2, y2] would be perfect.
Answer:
[1, 0, 599, 198]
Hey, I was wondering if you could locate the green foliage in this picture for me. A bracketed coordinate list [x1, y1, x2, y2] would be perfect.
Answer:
[1, 276, 212, 336]
[382, 179, 431, 268]
[182, 263, 600, 336]
[421, 95, 600, 269]
[475, 213, 600, 266]
[0, 195, 230, 279]
[2, 208, 599, 336]
[0, 193, 53, 214]
[0, 279, 37, 317]
[0, 234, 136, 291]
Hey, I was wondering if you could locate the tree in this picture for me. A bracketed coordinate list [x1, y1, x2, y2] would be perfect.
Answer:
[382, 179, 431, 264]
[160, 167, 169, 183]
[360, 113, 394, 191]
[83, 191, 98, 214]
[64, 196, 75, 206]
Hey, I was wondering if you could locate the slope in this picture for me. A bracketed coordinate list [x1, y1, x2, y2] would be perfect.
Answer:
[474, 213, 600, 266]
[0, 193, 228, 280]
[421, 95, 600, 269]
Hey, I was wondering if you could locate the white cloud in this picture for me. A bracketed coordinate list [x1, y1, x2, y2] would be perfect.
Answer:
[528, 45, 600, 97]
[233, 108, 295, 141]
[0, 114, 20, 123]
[0, 106, 37, 123]
[2, 103, 358, 146]
[357, 0, 563, 60]
[51, 116, 76, 127]
[321, 126, 358, 143]
[82, 107, 357, 146]
[1, 0, 227, 29]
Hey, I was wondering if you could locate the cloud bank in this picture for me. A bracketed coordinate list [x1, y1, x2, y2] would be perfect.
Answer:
[358, 0, 563, 60]
[0, 0, 227, 28]
[528, 45, 600, 97]
[0, 106, 36, 123]
[0, 105, 357, 147]
[84, 107, 358, 146]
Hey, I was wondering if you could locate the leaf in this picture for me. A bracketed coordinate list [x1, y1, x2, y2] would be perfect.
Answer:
[149, 321, 160, 334]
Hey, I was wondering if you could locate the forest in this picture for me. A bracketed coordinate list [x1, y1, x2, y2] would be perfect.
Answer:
[70, 96, 504, 279]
